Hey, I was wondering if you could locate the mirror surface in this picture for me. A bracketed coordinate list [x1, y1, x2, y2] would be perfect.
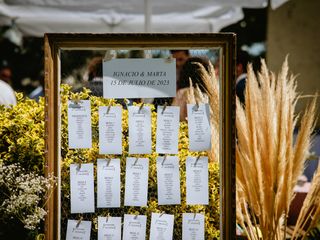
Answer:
[44, 33, 235, 240]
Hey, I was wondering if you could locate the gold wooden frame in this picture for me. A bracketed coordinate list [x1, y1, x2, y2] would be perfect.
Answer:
[44, 33, 236, 239]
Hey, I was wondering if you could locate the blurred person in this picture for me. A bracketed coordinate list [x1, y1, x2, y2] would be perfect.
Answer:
[170, 50, 190, 89]
[0, 65, 16, 106]
[0, 78, 16, 106]
[82, 56, 103, 96]
[0, 66, 13, 85]
[128, 50, 146, 58]
[128, 50, 148, 105]
[155, 50, 190, 112]
[172, 56, 211, 120]
[236, 50, 250, 105]
[29, 78, 44, 101]
[213, 58, 220, 80]
[293, 175, 311, 193]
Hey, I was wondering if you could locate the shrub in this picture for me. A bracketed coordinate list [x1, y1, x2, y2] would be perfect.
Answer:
[0, 93, 45, 173]
[0, 86, 220, 239]
[0, 94, 55, 239]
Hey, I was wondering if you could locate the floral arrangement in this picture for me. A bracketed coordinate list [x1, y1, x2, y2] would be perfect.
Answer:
[0, 95, 55, 239]
[59, 84, 220, 239]
[0, 163, 55, 230]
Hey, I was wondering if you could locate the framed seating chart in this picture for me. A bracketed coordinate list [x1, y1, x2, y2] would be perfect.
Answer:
[44, 33, 236, 239]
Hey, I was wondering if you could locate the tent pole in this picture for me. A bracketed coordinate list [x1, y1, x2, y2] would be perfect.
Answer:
[144, 0, 152, 32]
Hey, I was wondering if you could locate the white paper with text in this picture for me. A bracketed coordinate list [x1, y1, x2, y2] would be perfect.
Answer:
[124, 157, 149, 207]
[122, 214, 147, 240]
[68, 100, 92, 149]
[99, 106, 122, 154]
[128, 106, 152, 154]
[186, 156, 209, 205]
[149, 213, 174, 240]
[156, 106, 180, 154]
[97, 159, 121, 208]
[103, 58, 176, 99]
[187, 104, 211, 151]
[156, 156, 181, 205]
[70, 163, 95, 213]
[182, 213, 205, 240]
[98, 216, 122, 240]
[66, 219, 91, 240]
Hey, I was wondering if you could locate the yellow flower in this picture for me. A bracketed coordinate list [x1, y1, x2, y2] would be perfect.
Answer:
[0, 85, 220, 239]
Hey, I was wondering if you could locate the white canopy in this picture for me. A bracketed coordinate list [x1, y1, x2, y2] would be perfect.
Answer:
[0, 0, 288, 37]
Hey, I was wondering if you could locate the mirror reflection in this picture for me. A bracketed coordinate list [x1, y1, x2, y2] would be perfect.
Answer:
[59, 48, 222, 239]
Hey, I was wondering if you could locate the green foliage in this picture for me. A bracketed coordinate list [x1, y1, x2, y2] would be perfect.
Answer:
[0, 93, 45, 173]
[0, 85, 220, 239]
[60, 85, 220, 239]
[0, 94, 50, 239]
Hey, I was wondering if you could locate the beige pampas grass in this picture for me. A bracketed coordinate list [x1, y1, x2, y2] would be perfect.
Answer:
[292, 164, 320, 239]
[236, 57, 317, 239]
[186, 61, 220, 162]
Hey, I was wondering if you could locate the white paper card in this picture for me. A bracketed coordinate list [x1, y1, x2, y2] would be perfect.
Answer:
[187, 104, 211, 151]
[66, 219, 91, 240]
[98, 216, 122, 240]
[149, 213, 174, 240]
[103, 58, 176, 99]
[128, 106, 152, 154]
[97, 159, 121, 208]
[124, 157, 149, 206]
[70, 163, 95, 213]
[182, 213, 205, 240]
[156, 156, 181, 205]
[186, 156, 209, 205]
[122, 214, 147, 240]
[68, 100, 92, 149]
[156, 106, 180, 154]
[99, 106, 122, 154]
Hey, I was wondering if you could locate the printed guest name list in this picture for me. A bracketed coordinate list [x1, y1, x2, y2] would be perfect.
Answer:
[67, 100, 92, 149]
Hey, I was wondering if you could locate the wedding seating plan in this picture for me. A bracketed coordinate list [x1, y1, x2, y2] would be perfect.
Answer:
[156, 155, 181, 205]
[186, 156, 209, 205]
[66, 219, 91, 240]
[66, 100, 211, 237]
[122, 214, 147, 240]
[67, 100, 92, 149]
[182, 213, 205, 240]
[156, 105, 180, 154]
[97, 216, 122, 240]
[187, 103, 212, 152]
[97, 158, 121, 208]
[149, 212, 175, 240]
[70, 163, 95, 213]
[66, 95, 212, 235]
[99, 106, 123, 154]
[128, 105, 152, 154]
[45, 33, 237, 240]
[124, 157, 149, 207]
